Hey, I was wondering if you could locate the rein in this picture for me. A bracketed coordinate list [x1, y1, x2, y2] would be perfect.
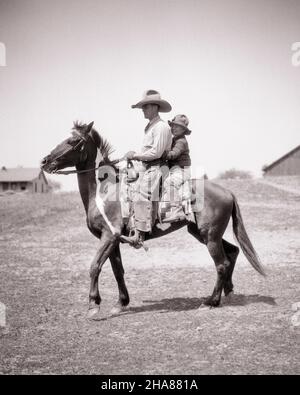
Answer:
[54, 157, 125, 175]
[55, 167, 99, 175]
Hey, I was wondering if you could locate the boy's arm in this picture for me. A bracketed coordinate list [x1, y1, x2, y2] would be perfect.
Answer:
[166, 139, 187, 160]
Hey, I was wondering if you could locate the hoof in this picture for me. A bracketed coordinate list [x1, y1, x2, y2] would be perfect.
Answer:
[204, 297, 221, 308]
[87, 306, 100, 320]
[224, 290, 234, 302]
[224, 286, 234, 297]
[197, 304, 211, 312]
[110, 304, 129, 316]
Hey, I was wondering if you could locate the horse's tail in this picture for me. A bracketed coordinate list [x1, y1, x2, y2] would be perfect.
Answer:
[231, 193, 266, 276]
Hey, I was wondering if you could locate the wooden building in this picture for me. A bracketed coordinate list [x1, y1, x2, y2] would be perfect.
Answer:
[263, 145, 300, 176]
[0, 167, 49, 193]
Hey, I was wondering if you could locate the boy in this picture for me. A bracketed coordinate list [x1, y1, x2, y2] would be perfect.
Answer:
[162, 114, 192, 223]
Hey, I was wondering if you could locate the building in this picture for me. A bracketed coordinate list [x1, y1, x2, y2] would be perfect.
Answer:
[263, 145, 300, 176]
[0, 167, 49, 193]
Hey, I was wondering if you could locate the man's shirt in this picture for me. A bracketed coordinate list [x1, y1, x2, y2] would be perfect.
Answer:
[135, 116, 172, 162]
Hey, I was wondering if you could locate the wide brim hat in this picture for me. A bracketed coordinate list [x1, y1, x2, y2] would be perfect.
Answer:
[168, 114, 192, 135]
[131, 90, 172, 113]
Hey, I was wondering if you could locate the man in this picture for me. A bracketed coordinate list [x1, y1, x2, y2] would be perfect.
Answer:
[121, 90, 172, 247]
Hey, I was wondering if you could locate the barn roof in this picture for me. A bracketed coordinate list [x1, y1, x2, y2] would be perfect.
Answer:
[263, 145, 300, 172]
[0, 167, 47, 182]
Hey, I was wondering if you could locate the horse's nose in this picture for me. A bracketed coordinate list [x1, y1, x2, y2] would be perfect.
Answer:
[40, 156, 48, 167]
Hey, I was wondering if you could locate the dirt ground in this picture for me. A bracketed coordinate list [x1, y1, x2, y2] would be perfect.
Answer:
[0, 177, 299, 375]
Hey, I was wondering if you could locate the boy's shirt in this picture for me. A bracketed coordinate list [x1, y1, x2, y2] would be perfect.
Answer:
[166, 136, 191, 168]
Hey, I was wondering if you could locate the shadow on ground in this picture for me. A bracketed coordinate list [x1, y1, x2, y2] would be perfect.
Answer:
[97, 293, 276, 321]
[130, 293, 276, 313]
[222, 293, 276, 307]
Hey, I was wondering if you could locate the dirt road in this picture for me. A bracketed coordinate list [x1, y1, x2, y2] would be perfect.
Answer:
[0, 178, 299, 374]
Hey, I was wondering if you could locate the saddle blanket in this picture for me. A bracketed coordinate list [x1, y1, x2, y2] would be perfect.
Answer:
[120, 175, 199, 227]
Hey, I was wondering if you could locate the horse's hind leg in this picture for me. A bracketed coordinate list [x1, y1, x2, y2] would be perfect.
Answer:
[187, 222, 228, 307]
[222, 239, 239, 296]
[205, 237, 230, 307]
[109, 244, 130, 315]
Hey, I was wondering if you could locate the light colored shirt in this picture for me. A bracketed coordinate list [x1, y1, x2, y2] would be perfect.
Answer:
[134, 116, 172, 162]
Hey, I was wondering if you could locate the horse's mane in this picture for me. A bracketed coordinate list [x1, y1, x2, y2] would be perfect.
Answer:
[73, 121, 114, 162]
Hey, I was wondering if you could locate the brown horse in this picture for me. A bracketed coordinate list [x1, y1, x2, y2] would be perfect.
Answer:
[41, 121, 265, 319]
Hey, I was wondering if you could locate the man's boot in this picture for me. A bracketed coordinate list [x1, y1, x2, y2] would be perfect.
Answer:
[120, 200, 151, 249]
[120, 228, 145, 249]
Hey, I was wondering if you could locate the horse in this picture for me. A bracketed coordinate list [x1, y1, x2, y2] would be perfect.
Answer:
[41, 121, 265, 319]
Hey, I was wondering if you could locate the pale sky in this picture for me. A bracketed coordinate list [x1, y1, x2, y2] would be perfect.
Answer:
[0, 0, 299, 190]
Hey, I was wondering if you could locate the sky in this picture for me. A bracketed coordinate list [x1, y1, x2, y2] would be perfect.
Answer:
[0, 0, 299, 191]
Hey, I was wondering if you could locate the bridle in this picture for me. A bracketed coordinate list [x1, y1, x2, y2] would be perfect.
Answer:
[52, 131, 123, 175]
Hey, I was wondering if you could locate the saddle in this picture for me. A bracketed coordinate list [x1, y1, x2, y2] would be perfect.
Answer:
[119, 161, 195, 233]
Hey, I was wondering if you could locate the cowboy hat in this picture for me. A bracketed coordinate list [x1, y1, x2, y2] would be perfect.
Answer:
[168, 114, 192, 135]
[131, 90, 172, 113]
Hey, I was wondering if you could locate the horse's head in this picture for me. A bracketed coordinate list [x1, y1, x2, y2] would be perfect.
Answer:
[41, 121, 113, 174]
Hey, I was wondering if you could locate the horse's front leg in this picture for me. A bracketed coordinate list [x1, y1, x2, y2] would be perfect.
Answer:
[87, 234, 116, 320]
[109, 243, 130, 316]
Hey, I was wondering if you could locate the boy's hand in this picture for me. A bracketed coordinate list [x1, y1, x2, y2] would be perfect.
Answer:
[161, 151, 169, 160]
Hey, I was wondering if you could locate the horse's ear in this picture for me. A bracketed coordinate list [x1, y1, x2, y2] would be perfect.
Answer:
[86, 121, 94, 134]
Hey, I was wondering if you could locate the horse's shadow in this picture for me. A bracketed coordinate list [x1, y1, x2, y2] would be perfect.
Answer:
[129, 293, 276, 313]
[221, 293, 276, 307]
[99, 293, 276, 321]
[129, 296, 206, 314]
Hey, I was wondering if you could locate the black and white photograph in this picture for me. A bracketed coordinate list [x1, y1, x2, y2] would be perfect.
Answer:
[0, 0, 299, 377]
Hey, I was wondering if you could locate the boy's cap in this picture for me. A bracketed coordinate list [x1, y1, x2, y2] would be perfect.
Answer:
[168, 114, 191, 135]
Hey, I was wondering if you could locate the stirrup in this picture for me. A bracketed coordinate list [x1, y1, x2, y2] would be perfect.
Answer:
[120, 229, 148, 251]
[162, 215, 186, 223]
[162, 210, 187, 223]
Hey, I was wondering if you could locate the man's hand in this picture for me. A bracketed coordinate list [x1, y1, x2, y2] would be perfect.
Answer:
[124, 151, 136, 160]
